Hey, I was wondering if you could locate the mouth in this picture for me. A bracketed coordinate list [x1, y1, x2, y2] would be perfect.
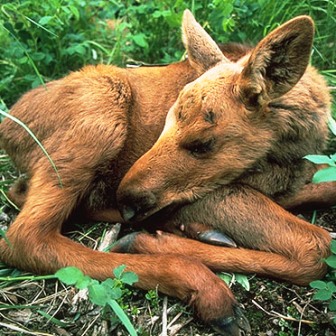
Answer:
[118, 187, 196, 223]
[120, 203, 164, 223]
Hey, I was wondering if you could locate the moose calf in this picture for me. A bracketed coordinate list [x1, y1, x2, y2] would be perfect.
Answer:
[0, 10, 334, 335]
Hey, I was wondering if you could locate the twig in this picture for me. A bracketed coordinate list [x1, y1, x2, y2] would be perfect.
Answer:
[100, 223, 121, 251]
[81, 313, 101, 335]
[297, 299, 311, 336]
[252, 300, 314, 325]
[167, 310, 184, 328]
[72, 224, 121, 306]
[169, 317, 193, 336]
[0, 321, 53, 335]
[161, 296, 168, 336]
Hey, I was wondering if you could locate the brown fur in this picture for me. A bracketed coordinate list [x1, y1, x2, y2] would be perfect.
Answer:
[0, 10, 334, 334]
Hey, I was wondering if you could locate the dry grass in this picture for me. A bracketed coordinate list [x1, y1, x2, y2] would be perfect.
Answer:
[1, 177, 336, 336]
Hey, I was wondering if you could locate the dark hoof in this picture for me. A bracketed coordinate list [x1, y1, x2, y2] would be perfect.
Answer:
[110, 232, 139, 253]
[210, 305, 251, 336]
[198, 230, 237, 248]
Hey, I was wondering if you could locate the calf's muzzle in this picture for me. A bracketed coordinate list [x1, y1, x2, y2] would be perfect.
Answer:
[117, 185, 158, 222]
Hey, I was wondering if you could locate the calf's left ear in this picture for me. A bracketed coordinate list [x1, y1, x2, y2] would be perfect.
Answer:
[182, 9, 229, 73]
[238, 16, 314, 109]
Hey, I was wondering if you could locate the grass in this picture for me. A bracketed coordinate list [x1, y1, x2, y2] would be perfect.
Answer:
[1, 0, 336, 335]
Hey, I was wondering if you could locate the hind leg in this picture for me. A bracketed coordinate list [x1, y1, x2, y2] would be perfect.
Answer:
[6, 177, 29, 209]
[278, 181, 336, 210]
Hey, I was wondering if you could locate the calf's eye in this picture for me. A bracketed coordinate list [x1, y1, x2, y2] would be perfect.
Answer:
[185, 138, 216, 157]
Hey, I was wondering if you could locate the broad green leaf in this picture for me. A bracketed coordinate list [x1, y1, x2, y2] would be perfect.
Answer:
[55, 267, 84, 285]
[222, 3, 234, 17]
[88, 283, 108, 306]
[132, 34, 148, 48]
[102, 278, 116, 288]
[152, 10, 172, 18]
[109, 287, 123, 300]
[76, 275, 92, 289]
[327, 281, 336, 293]
[113, 264, 126, 279]
[235, 274, 250, 291]
[310, 280, 327, 290]
[121, 272, 139, 285]
[74, 45, 86, 55]
[108, 299, 137, 336]
[101, 278, 123, 300]
[331, 240, 336, 254]
[31, 52, 45, 61]
[313, 288, 333, 301]
[312, 166, 336, 183]
[304, 154, 335, 166]
[218, 273, 233, 285]
[329, 299, 336, 311]
[39, 16, 53, 26]
[69, 5, 80, 20]
[326, 255, 336, 269]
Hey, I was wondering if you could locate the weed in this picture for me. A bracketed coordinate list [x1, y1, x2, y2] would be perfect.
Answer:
[310, 240, 336, 325]
[55, 265, 139, 336]
[219, 272, 251, 291]
[145, 289, 160, 311]
[1, 1, 335, 109]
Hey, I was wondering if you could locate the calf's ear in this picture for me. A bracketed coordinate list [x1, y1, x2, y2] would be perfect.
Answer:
[238, 16, 314, 109]
[182, 9, 229, 73]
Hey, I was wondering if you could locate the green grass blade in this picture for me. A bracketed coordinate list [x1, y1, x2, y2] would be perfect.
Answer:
[24, 16, 58, 37]
[108, 299, 137, 336]
[0, 109, 63, 187]
[0, 274, 55, 282]
[37, 309, 70, 327]
[0, 188, 20, 210]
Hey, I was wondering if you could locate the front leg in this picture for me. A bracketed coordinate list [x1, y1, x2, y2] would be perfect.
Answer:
[113, 184, 331, 285]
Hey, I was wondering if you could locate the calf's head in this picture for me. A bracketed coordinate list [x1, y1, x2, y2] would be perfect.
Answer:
[117, 10, 314, 221]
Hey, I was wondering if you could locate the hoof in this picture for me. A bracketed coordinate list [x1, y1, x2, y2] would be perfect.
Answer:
[110, 232, 139, 253]
[210, 305, 251, 336]
[198, 230, 237, 248]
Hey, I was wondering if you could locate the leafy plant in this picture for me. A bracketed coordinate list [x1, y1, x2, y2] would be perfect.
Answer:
[310, 240, 336, 324]
[145, 288, 161, 311]
[304, 154, 336, 183]
[305, 116, 336, 183]
[219, 272, 250, 291]
[55, 265, 139, 336]
[2, 0, 334, 110]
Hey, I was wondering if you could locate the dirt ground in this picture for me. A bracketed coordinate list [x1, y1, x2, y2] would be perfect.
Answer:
[0, 204, 336, 336]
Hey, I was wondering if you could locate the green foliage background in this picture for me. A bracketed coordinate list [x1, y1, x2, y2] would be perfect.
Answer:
[0, 0, 335, 111]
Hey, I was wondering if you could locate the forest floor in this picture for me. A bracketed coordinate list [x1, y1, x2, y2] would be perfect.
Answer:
[1, 201, 336, 336]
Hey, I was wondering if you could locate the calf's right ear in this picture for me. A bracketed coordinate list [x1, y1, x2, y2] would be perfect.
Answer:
[238, 16, 314, 110]
[182, 10, 229, 73]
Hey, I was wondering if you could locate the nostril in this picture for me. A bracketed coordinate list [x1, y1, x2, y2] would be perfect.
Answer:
[118, 188, 158, 221]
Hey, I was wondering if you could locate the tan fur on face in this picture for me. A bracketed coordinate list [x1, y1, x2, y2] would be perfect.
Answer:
[118, 14, 329, 217]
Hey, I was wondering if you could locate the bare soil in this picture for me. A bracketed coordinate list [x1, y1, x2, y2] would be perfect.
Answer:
[0, 206, 336, 336]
